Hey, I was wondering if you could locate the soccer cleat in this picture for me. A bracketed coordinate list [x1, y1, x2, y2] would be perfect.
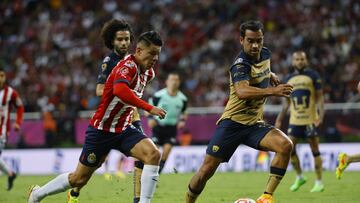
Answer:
[256, 194, 274, 203]
[133, 197, 140, 203]
[289, 177, 307, 191]
[67, 190, 79, 203]
[336, 153, 348, 179]
[7, 173, 16, 191]
[310, 183, 324, 192]
[28, 185, 40, 203]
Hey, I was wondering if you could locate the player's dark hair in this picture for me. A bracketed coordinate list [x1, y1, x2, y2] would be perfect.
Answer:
[0, 67, 4, 72]
[138, 31, 163, 46]
[240, 20, 264, 37]
[167, 71, 180, 78]
[100, 19, 134, 50]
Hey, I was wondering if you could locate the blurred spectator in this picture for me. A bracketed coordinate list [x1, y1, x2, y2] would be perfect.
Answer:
[0, 0, 359, 111]
[178, 129, 192, 146]
[43, 111, 57, 147]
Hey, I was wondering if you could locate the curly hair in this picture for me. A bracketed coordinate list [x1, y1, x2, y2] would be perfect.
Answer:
[100, 19, 134, 50]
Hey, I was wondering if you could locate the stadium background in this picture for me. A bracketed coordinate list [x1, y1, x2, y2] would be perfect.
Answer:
[0, 1, 360, 202]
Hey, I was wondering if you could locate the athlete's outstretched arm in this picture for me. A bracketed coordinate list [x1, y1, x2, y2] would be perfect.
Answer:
[234, 80, 293, 100]
[114, 83, 166, 119]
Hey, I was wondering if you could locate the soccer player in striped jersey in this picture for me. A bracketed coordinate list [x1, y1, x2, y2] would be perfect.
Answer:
[148, 72, 188, 173]
[66, 19, 143, 203]
[275, 51, 325, 192]
[185, 21, 294, 203]
[28, 31, 166, 203]
[0, 68, 24, 191]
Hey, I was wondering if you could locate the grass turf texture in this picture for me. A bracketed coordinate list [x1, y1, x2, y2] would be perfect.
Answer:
[0, 171, 359, 203]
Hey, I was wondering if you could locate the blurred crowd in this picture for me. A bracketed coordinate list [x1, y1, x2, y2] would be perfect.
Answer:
[1, 0, 360, 114]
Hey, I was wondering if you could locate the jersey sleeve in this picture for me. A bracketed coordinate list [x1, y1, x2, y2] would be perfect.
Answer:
[97, 56, 112, 84]
[181, 99, 188, 113]
[230, 62, 251, 83]
[312, 70, 322, 90]
[113, 61, 137, 86]
[10, 90, 21, 107]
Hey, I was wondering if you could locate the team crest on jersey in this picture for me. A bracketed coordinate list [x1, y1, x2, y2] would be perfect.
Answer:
[124, 60, 135, 68]
[212, 145, 220, 152]
[103, 56, 110, 63]
[101, 63, 107, 72]
[87, 153, 97, 164]
[120, 67, 129, 76]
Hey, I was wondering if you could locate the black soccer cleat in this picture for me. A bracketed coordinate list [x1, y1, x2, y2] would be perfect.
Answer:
[7, 173, 16, 191]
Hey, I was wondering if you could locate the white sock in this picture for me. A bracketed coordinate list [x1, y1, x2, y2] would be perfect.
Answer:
[296, 174, 303, 180]
[33, 172, 71, 201]
[0, 158, 11, 176]
[139, 165, 160, 203]
[315, 179, 322, 185]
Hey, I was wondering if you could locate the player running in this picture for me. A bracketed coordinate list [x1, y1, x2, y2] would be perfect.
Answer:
[28, 31, 165, 203]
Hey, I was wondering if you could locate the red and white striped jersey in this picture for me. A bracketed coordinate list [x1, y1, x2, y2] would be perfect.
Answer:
[90, 55, 155, 133]
[0, 86, 21, 139]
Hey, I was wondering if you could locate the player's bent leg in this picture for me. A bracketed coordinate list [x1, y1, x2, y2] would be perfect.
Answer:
[68, 155, 106, 202]
[186, 154, 222, 203]
[159, 143, 173, 173]
[28, 162, 96, 203]
[257, 129, 293, 201]
[130, 138, 161, 203]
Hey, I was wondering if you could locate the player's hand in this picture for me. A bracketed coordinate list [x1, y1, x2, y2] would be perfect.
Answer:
[314, 118, 322, 127]
[147, 118, 157, 128]
[177, 121, 186, 129]
[272, 84, 293, 97]
[270, 72, 280, 87]
[149, 107, 166, 119]
[13, 123, 21, 131]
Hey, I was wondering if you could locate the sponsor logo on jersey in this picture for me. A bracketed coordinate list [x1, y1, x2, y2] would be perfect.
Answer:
[103, 56, 111, 63]
[234, 57, 243, 64]
[124, 60, 135, 68]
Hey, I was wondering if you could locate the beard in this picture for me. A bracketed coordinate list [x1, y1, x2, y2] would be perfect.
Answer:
[115, 47, 127, 58]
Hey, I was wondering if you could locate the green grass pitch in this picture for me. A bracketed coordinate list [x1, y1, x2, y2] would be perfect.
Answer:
[0, 171, 359, 203]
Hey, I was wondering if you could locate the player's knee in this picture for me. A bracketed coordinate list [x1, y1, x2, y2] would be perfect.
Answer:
[143, 148, 161, 164]
[279, 139, 293, 155]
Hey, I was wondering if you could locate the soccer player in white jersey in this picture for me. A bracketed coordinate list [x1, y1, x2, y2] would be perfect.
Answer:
[0, 67, 24, 191]
[28, 31, 166, 203]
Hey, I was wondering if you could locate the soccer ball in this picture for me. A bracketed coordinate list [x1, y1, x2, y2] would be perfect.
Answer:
[234, 198, 256, 203]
